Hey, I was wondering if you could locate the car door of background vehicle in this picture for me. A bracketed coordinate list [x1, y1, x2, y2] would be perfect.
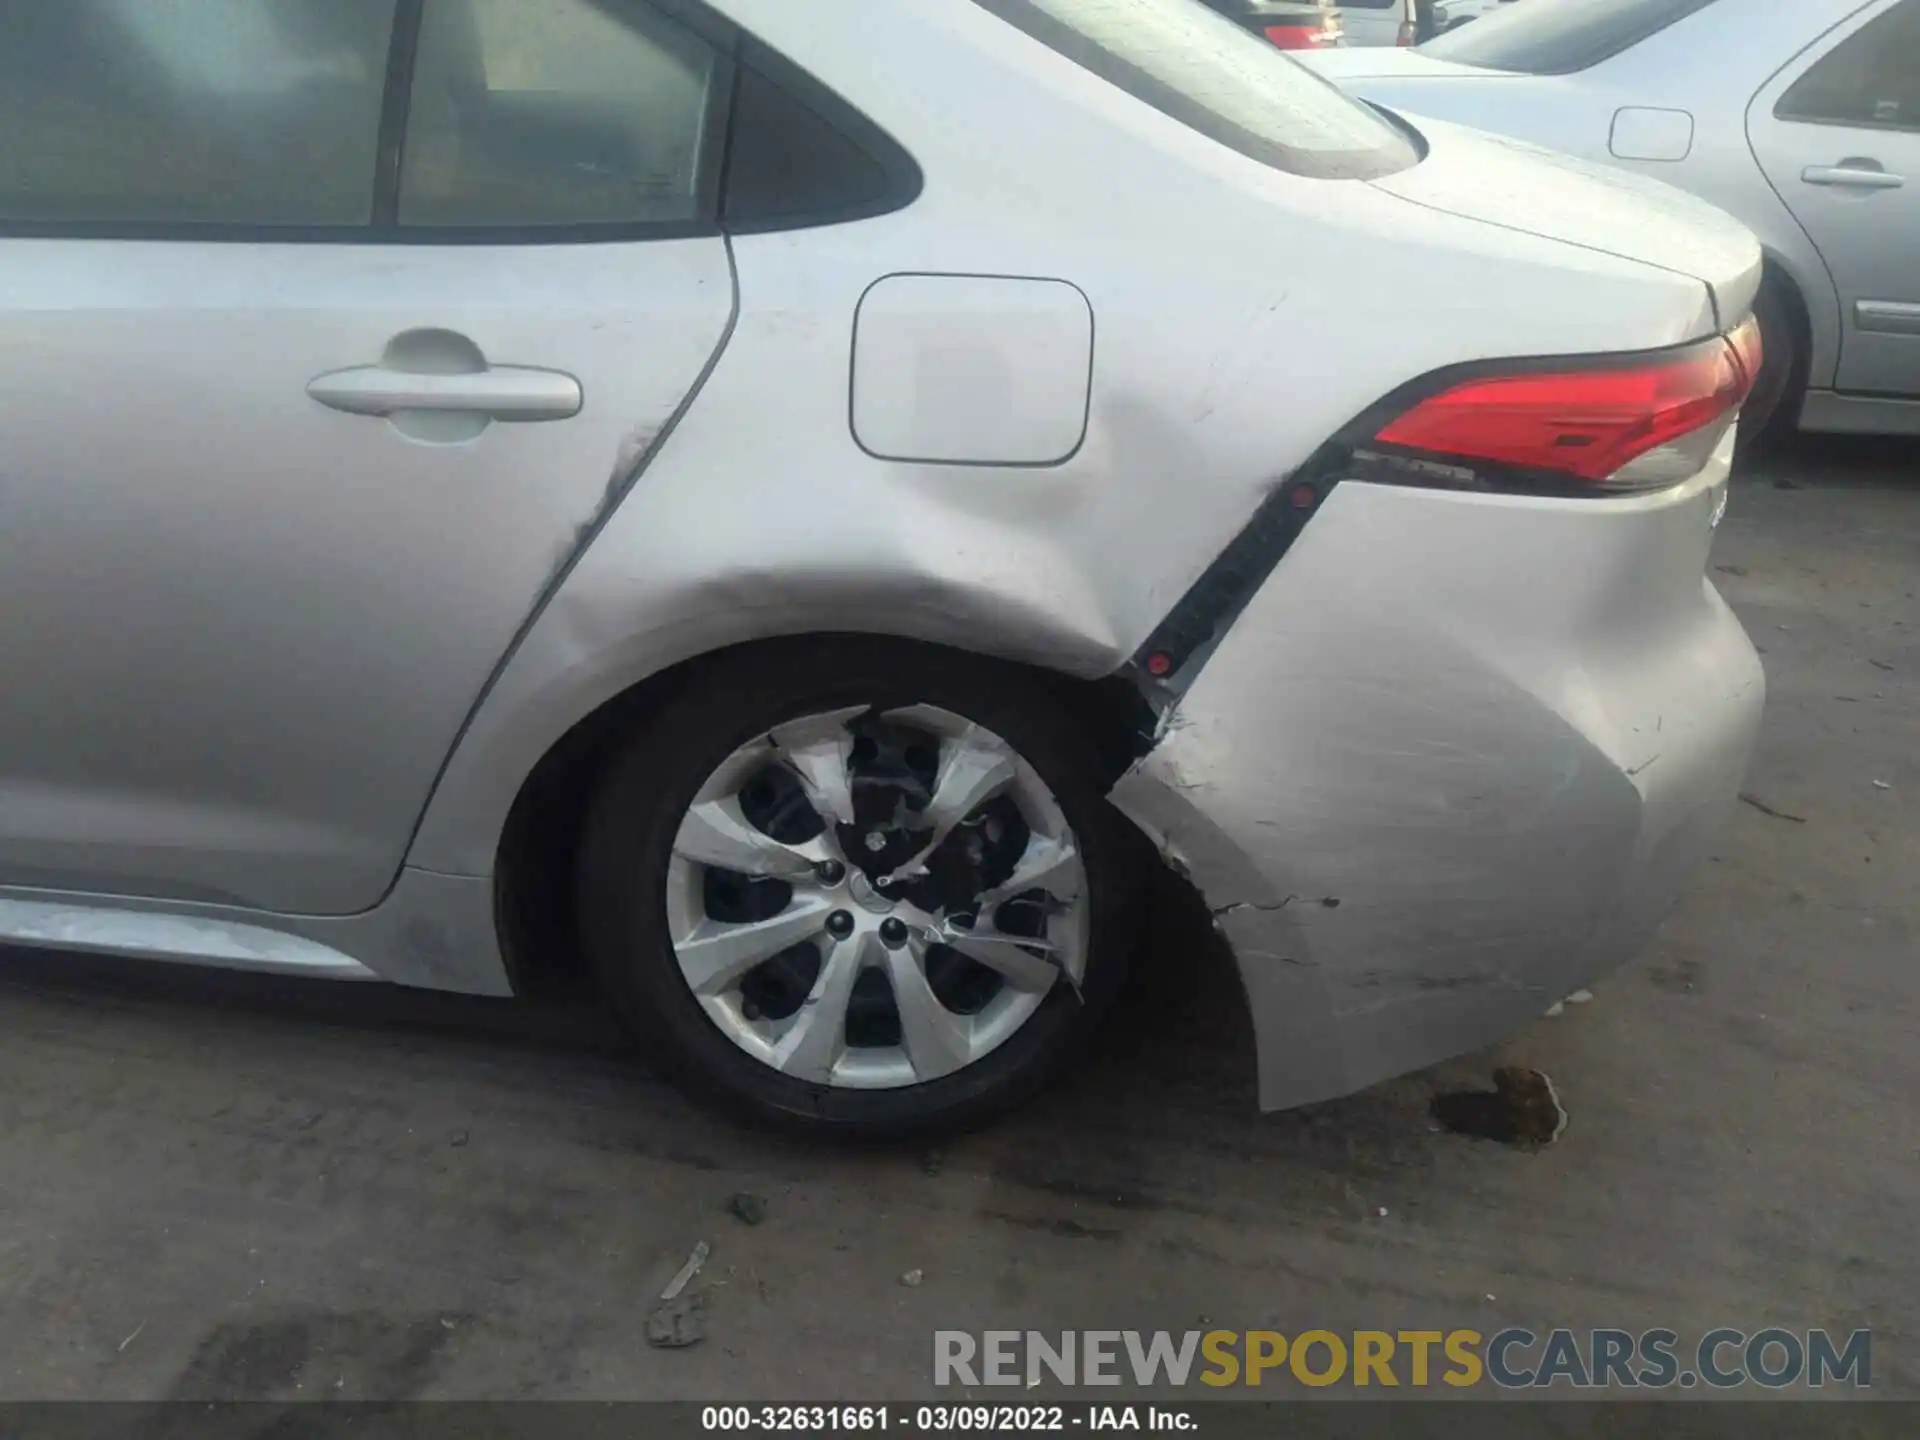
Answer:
[1749, 0, 1920, 397]
[1335, 0, 1413, 48]
[0, 0, 735, 916]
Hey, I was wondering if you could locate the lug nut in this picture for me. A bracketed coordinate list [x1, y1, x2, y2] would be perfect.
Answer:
[879, 918, 909, 949]
[825, 910, 855, 940]
[814, 859, 846, 886]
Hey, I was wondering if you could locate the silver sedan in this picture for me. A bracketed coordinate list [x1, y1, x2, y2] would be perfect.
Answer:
[1307, 0, 1920, 444]
[0, 0, 1765, 1136]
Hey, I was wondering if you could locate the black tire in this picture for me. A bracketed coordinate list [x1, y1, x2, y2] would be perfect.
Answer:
[575, 637, 1142, 1140]
[1736, 276, 1802, 458]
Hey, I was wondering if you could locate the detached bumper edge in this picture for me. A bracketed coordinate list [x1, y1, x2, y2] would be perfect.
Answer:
[1108, 465, 1765, 1111]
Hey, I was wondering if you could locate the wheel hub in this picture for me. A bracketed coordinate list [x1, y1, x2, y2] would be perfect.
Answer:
[846, 869, 895, 914]
[663, 703, 1090, 1090]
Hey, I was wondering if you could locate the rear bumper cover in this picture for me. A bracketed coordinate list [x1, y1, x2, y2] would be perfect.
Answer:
[1110, 453, 1764, 1110]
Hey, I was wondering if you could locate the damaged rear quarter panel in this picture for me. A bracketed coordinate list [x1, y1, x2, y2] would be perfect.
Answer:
[405, 0, 1752, 888]
[1111, 466, 1762, 1110]
[1112, 623, 1642, 1110]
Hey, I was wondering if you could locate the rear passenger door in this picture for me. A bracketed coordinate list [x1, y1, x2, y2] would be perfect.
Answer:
[0, 0, 736, 916]
[1750, 0, 1920, 397]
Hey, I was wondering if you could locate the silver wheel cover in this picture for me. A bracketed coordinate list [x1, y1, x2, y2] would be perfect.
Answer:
[664, 704, 1090, 1090]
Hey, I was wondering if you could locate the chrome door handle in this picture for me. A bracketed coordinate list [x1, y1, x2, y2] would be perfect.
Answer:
[307, 365, 583, 421]
[1801, 164, 1904, 190]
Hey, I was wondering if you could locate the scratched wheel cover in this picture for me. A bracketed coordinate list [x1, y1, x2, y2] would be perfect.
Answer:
[663, 704, 1091, 1090]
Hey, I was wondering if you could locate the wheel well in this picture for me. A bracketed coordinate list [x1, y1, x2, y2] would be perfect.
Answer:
[492, 634, 1157, 1000]
[1760, 255, 1813, 413]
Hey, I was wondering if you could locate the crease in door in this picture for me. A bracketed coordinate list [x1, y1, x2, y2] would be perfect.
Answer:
[371, 234, 745, 913]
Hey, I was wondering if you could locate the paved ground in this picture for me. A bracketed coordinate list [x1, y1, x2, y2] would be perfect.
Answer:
[1, 438, 1915, 1403]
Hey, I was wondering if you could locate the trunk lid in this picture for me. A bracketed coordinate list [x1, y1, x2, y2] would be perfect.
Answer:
[1367, 114, 1763, 328]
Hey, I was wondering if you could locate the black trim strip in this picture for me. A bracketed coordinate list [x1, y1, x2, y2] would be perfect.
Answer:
[714, 39, 748, 222]
[1126, 473, 1336, 698]
[374, 0, 427, 228]
[695, 44, 739, 228]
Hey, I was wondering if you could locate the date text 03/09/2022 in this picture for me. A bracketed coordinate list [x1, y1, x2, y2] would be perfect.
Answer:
[701, 1405, 1193, 1432]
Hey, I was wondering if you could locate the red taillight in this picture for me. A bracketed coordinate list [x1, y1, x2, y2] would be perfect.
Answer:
[1263, 23, 1334, 48]
[1730, 314, 1765, 390]
[1371, 321, 1761, 491]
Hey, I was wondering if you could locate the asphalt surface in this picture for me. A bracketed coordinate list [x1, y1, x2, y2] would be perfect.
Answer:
[1, 437, 1915, 1403]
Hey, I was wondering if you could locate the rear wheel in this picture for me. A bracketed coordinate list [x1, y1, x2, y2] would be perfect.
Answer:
[575, 638, 1140, 1138]
[1736, 276, 1801, 456]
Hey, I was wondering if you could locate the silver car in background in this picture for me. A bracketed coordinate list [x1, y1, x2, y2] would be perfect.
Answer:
[1432, 0, 1524, 31]
[1307, 0, 1920, 443]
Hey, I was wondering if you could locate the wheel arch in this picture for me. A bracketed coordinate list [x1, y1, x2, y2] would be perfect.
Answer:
[1757, 248, 1816, 425]
[488, 631, 1156, 1000]
[1751, 224, 1837, 379]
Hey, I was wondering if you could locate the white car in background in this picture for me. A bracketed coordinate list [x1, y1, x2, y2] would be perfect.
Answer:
[1433, 0, 1522, 31]
[1307, 0, 1920, 443]
[1337, 0, 1423, 47]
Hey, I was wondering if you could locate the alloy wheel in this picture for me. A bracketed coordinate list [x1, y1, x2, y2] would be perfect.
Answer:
[663, 704, 1090, 1090]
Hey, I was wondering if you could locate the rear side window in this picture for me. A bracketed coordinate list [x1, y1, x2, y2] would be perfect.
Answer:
[0, 0, 395, 227]
[971, 0, 1420, 180]
[722, 42, 925, 231]
[0, 0, 917, 240]
[1776, 0, 1920, 133]
[401, 0, 724, 229]
[1420, 0, 1722, 74]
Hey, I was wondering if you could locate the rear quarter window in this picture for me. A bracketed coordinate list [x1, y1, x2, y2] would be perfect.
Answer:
[1775, 0, 1920, 133]
[971, 0, 1420, 180]
[1419, 0, 1722, 74]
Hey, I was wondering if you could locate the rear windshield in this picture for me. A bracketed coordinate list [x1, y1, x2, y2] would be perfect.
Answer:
[1420, 0, 1722, 74]
[971, 0, 1421, 180]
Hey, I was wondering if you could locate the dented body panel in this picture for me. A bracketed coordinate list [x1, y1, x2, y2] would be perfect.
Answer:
[1112, 441, 1764, 1108]
[0, 237, 733, 916]
[405, 0, 1750, 878]
[0, 0, 1768, 1083]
